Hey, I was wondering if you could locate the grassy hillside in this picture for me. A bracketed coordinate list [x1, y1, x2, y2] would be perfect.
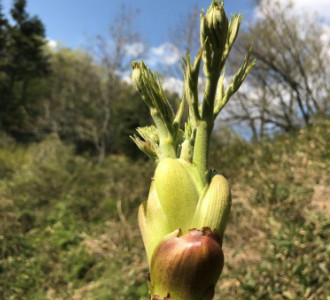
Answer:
[1, 118, 329, 300]
[211, 118, 330, 300]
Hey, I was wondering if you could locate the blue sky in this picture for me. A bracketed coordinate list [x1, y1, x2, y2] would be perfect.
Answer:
[2, 0, 328, 75]
[2, 0, 255, 49]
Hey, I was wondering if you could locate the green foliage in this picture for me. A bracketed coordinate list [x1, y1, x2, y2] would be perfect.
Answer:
[34, 48, 151, 157]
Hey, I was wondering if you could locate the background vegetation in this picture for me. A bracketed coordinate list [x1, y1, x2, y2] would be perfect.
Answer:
[0, 0, 329, 299]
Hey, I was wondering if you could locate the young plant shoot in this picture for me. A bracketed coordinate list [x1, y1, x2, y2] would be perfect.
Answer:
[131, 1, 254, 299]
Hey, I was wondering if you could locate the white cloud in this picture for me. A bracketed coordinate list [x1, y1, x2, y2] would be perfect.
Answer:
[124, 42, 144, 58]
[321, 24, 330, 42]
[289, 0, 330, 19]
[320, 24, 330, 57]
[161, 77, 184, 97]
[255, 0, 330, 20]
[146, 43, 181, 67]
[121, 76, 132, 84]
[122, 42, 181, 67]
[115, 70, 132, 85]
[161, 76, 208, 99]
[47, 38, 58, 49]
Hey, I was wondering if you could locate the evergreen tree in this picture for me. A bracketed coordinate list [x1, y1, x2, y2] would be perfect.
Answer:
[0, 1, 9, 119]
[0, 1, 6, 52]
[0, 0, 49, 138]
[0, 1, 8, 83]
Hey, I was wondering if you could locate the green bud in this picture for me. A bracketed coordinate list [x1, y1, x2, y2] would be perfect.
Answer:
[131, 61, 176, 153]
[139, 158, 231, 265]
[150, 228, 224, 300]
[200, 10, 208, 47]
[138, 158, 204, 264]
[193, 172, 231, 237]
[138, 182, 170, 264]
[154, 158, 202, 232]
[132, 61, 144, 94]
[131, 61, 154, 108]
[205, 1, 228, 54]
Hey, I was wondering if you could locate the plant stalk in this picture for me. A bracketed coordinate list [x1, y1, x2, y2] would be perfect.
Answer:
[193, 70, 219, 182]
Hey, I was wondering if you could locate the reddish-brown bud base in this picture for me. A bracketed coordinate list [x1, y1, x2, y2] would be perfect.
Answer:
[150, 228, 224, 300]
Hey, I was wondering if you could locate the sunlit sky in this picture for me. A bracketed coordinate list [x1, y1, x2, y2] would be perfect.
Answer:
[2, 0, 256, 49]
[2, 0, 329, 71]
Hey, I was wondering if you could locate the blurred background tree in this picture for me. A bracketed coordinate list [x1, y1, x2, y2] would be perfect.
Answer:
[225, 0, 330, 139]
[33, 48, 150, 159]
